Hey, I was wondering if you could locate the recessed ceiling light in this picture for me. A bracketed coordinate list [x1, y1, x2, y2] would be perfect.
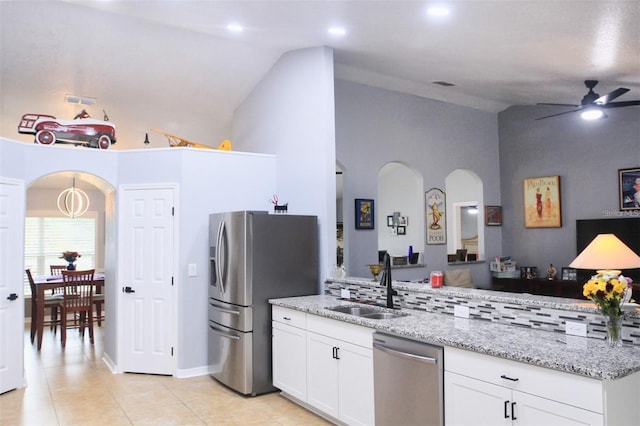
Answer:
[328, 26, 346, 36]
[226, 23, 244, 33]
[427, 5, 451, 17]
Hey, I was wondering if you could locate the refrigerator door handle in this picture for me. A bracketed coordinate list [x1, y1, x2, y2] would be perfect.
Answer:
[209, 323, 240, 340]
[210, 302, 241, 316]
[216, 219, 226, 294]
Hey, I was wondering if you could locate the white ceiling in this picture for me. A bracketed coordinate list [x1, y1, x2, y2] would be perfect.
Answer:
[73, 0, 640, 110]
[3, 0, 639, 189]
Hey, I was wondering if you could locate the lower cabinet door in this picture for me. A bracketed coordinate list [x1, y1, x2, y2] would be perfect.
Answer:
[306, 332, 340, 419]
[513, 391, 603, 426]
[445, 372, 511, 426]
[337, 341, 374, 426]
[272, 321, 307, 401]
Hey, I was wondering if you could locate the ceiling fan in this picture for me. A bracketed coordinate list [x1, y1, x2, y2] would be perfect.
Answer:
[536, 80, 640, 120]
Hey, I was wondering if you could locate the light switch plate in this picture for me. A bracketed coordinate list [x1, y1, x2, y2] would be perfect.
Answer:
[340, 289, 351, 299]
[188, 263, 197, 277]
[454, 305, 470, 319]
[565, 321, 587, 337]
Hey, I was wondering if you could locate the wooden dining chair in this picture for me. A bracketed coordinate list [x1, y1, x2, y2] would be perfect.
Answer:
[93, 283, 105, 326]
[60, 269, 95, 348]
[50, 265, 67, 275]
[49, 265, 68, 296]
[25, 269, 62, 343]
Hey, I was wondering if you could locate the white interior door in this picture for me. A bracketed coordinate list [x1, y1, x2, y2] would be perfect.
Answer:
[0, 179, 24, 393]
[119, 185, 176, 375]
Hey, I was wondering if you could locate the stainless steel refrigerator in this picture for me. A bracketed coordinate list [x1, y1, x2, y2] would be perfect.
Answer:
[208, 211, 319, 395]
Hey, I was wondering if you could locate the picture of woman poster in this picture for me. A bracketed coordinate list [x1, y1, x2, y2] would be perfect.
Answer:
[523, 176, 562, 228]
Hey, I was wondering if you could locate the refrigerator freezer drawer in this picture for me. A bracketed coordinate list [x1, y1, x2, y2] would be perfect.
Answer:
[208, 320, 252, 395]
[208, 298, 252, 332]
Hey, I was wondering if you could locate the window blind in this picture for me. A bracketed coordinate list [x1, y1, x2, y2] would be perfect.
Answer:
[23, 216, 96, 296]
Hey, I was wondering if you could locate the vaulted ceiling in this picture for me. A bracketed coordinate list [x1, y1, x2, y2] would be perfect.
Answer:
[2, 0, 639, 155]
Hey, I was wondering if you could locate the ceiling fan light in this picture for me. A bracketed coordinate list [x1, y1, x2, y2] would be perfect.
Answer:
[581, 108, 605, 120]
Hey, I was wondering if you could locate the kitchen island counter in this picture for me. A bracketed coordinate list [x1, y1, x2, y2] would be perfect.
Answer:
[270, 293, 640, 380]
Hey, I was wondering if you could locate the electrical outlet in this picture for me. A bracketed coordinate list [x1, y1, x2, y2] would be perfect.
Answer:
[454, 305, 470, 319]
[340, 289, 351, 299]
[565, 321, 587, 337]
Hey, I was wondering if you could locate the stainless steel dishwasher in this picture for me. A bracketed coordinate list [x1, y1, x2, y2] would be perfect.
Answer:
[373, 332, 444, 426]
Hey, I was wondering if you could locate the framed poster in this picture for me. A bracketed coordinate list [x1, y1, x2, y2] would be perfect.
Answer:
[355, 198, 374, 229]
[425, 188, 446, 244]
[485, 205, 502, 226]
[523, 176, 562, 228]
[619, 167, 640, 211]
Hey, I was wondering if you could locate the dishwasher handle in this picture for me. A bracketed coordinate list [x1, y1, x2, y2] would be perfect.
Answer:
[373, 342, 438, 364]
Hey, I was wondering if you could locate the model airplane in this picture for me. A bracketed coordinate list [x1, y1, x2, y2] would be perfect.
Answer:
[150, 128, 231, 150]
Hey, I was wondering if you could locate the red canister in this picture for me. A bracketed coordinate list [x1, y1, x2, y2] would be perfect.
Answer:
[430, 271, 443, 287]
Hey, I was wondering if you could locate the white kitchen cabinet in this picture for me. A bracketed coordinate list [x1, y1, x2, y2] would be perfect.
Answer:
[272, 305, 375, 426]
[306, 314, 375, 426]
[444, 346, 640, 426]
[445, 371, 602, 425]
[272, 306, 308, 401]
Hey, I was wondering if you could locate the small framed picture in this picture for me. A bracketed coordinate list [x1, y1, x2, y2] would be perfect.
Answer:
[399, 216, 408, 226]
[397, 226, 406, 235]
[387, 215, 394, 227]
[485, 205, 502, 226]
[561, 267, 577, 281]
[619, 167, 640, 211]
[355, 199, 375, 229]
[456, 249, 467, 262]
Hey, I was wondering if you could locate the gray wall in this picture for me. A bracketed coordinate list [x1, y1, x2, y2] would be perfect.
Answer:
[498, 105, 640, 273]
[335, 80, 502, 286]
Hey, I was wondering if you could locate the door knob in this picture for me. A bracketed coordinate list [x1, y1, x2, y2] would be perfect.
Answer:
[123, 286, 135, 293]
[6, 293, 18, 301]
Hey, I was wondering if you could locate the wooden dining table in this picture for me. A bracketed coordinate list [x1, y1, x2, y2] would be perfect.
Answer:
[32, 272, 105, 350]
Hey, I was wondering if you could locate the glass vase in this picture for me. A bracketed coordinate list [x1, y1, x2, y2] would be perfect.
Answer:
[605, 315, 623, 348]
[67, 262, 76, 271]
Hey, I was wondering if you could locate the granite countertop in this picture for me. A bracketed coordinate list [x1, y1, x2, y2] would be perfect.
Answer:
[270, 294, 640, 380]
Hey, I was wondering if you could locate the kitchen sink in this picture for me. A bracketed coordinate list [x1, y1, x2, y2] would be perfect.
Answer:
[361, 312, 406, 320]
[326, 305, 409, 320]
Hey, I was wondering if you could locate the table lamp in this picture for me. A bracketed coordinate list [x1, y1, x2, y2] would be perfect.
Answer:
[569, 234, 640, 275]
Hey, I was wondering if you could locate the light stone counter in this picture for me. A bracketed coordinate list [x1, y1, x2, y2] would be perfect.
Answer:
[270, 292, 640, 380]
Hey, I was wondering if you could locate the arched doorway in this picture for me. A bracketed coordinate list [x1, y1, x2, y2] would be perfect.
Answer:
[24, 171, 115, 356]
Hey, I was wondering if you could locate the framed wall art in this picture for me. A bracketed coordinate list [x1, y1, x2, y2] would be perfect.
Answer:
[485, 205, 502, 226]
[619, 167, 640, 211]
[523, 176, 562, 228]
[355, 198, 375, 229]
[561, 267, 577, 281]
[425, 188, 446, 244]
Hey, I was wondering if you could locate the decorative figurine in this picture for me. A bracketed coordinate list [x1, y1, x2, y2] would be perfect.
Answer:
[269, 194, 288, 213]
[547, 264, 557, 280]
[18, 109, 116, 149]
[151, 128, 232, 150]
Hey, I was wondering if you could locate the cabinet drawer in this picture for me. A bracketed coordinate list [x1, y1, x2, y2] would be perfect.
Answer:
[445, 346, 602, 412]
[272, 306, 306, 329]
[306, 313, 374, 348]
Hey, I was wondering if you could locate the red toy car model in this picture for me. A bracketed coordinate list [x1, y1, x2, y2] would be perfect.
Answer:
[18, 110, 116, 149]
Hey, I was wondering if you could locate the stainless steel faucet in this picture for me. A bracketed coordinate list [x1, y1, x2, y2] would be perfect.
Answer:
[383, 253, 397, 309]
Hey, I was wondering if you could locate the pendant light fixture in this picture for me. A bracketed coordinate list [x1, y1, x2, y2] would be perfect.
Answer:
[57, 178, 89, 218]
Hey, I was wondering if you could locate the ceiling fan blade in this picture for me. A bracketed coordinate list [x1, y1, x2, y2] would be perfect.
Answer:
[535, 108, 582, 120]
[594, 88, 629, 105]
[537, 102, 580, 107]
[601, 100, 640, 108]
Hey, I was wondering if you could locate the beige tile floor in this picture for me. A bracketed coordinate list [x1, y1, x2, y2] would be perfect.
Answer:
[1, 324, 330, 425]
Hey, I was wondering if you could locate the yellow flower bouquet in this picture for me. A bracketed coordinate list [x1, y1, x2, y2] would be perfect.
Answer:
[582, 271, 633, 347]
